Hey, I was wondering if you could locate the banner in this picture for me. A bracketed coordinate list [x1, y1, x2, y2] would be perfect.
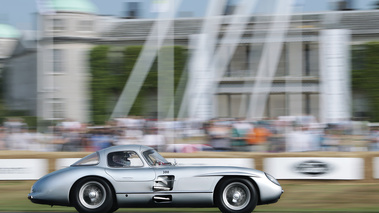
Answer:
[374, 157, 379, 179]
[264, 157, 364, 180]
[0, 159, 48, 180]
[56, 158, 81, 170]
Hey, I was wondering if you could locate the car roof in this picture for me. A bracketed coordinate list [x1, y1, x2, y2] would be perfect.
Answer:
[95, 145, 155, 168]
[98, 144, 153, 155]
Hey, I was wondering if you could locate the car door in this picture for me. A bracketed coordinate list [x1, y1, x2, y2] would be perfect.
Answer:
[105, 150, 155, 193]
[151, 166, 216, 206]
[150, 166, 175, 203]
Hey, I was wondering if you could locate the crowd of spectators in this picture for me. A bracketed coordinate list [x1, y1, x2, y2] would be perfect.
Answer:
[0, 116, 379, 153]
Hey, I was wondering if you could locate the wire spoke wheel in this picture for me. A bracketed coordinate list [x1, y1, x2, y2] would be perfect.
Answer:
[216, 178, 258, 213]
[72, 177, 114, 213]
[79, 181, 106, 209]
[222, 182, 251, 210]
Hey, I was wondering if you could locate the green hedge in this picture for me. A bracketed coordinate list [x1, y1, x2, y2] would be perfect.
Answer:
[89, 45, 187, 124]
[352, 42, 379, 121]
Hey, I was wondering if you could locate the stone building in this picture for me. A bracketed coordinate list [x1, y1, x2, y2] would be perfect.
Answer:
[3, 0, 379, 123]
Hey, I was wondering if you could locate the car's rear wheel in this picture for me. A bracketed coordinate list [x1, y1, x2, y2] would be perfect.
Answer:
[215, 178, 258, 213]
[72, 177, 114, 213]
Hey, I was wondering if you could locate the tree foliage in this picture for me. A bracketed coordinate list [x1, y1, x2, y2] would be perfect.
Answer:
[352, 42, 379, 121]
[89, 45, 187, 124]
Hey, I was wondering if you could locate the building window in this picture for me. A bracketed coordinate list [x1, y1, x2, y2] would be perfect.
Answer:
[53, 49, 64, 73]
[228, 45, 250, 77]
[217, 94, 229, 117]
[249, 43, 263, 77]
[51, 18, 65, 31]
[78, 20, 93, 32]
[304, 43, 319, 77]
[268, 94, 286, 119]
[303, 93, 319, 119]
[46, 99, 65, 120]
[276, 43, 287, 77]
[230, 94, 248, 118]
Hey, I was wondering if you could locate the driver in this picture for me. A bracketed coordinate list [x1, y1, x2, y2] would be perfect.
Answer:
[112, 152, 131, 167]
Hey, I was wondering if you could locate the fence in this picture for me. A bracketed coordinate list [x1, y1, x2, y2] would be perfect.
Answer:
[1, 151, 379, 182]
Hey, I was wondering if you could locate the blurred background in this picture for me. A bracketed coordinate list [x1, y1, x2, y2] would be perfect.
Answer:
[0, 0, 379, 153]
[2, 1, 379, 212]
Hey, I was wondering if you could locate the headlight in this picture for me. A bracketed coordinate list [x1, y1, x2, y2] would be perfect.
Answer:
[265, 173, 280, 186]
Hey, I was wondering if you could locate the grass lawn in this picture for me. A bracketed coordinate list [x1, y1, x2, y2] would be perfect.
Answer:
[1, 181, 378, 212]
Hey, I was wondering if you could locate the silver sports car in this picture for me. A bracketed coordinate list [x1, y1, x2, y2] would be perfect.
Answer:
[28, 145, 283, 213]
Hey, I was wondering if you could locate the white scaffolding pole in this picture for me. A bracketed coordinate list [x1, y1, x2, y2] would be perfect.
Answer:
[167, 61, 188, 119]
[286, 0, 304, 118]
[158, 1, 174, 121]
[247, 0, 294, 120]
[110, 0, 181, 119]
[36, 0, 55, 133]
[157, 1, 175, 148]
[177, 0, 226, 119]
[237, 13, 277, 118]
[188, 0, 258, 120]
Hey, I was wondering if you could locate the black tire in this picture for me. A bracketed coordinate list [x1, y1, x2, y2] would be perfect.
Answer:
[215, 178, 258, 213]
[72, 177, 114, 213]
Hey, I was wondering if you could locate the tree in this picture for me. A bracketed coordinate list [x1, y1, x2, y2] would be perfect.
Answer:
[89, 45, 187, 124]
[352, 42, 379, 121]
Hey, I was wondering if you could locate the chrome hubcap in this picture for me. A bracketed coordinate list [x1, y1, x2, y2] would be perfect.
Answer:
[232, 191, 242, 203]
[79, 181, 106, 209]
[222, 182, 251, 210]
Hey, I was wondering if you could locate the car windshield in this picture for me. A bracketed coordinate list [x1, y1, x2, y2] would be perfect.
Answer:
[72, 152, 99, 166]
[143, 149, 171, 166]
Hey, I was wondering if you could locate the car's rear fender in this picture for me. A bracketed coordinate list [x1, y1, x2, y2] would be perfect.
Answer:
[69, 175, 118, 207]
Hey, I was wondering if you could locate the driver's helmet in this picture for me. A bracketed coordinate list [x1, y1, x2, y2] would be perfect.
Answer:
[112, 152, 131, 167]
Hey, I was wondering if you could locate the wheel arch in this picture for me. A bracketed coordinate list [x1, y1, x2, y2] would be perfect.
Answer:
[69, 175, 117, 207]
[213, 176, 261, 206]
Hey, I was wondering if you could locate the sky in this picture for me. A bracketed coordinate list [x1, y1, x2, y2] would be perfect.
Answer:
[0, 0, 377, 30]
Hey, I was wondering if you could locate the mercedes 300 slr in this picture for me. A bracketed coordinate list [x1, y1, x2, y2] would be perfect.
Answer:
[28, 145, 283, 213]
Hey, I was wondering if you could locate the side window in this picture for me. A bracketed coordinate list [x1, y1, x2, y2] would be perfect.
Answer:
[108, 151, 143, 168]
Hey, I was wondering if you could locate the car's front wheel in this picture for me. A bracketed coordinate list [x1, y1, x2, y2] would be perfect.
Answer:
[72, 177, 114, 213]
[215, 178, 258, 213]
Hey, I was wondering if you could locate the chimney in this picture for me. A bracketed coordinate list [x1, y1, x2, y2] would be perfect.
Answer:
[124, 2, 140, 19]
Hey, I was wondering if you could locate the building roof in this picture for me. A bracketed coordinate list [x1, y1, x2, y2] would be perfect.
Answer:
[52, 0, 97, 14]
[337, 10, 379, 33]
[0, 24, 20, 38]
[99, 10, 379, 40]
